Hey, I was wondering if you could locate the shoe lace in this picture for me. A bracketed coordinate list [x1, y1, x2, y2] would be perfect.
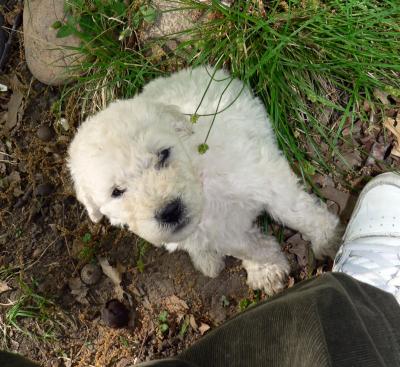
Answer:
[334, 243, 400, 302]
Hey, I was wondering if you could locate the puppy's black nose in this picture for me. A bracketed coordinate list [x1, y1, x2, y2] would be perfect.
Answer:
[156, 199, 183, 225]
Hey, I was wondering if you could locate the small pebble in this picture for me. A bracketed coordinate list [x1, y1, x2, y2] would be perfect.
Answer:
[101, 299, 130, 328]
[35, 183, 54, 196]
[37, 125, 54, 142]
[80, 263, 102, 285]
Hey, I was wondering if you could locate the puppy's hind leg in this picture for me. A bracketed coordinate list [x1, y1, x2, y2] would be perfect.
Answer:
[264, 159, 342, 259]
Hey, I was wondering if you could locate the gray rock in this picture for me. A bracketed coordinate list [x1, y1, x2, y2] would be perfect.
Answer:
[23, 0, 80, 85]
[142, 0, 203, 42]
[80, 263, 102, 285]
[35, 182, 54, 196]
[37, 125, 54, 142]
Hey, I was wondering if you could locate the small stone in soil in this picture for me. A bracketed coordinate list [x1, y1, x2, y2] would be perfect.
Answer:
[37, 125, 54, 142]
[80, 263, 102, 285]
[35, 182, 54, 196]
[101, 299, 130, 328]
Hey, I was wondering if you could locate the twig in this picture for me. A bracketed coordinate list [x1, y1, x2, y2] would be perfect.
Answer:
[0, 8, 23, 71]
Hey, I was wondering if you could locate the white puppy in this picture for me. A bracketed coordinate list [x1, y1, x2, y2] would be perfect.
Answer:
[68, 67, 341, 295]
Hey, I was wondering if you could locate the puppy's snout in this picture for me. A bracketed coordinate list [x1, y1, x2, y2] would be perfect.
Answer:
[156, 198, 183, 225]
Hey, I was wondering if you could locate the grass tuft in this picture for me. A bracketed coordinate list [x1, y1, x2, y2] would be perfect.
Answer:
[60, 0, 400, 181]
[0, 277, 69, 349]
[177, 0, 400, 181]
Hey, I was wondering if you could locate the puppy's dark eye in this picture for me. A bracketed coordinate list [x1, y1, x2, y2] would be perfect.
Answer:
[157, 148, 171, 169]
[111, 187, 126, 198]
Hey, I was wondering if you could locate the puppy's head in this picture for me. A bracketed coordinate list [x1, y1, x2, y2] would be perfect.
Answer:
[68, 98, 203, 245]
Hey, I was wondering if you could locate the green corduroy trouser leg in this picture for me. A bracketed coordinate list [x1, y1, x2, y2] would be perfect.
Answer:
[139, 273, 400, 367]
[2, 273, 400, 367]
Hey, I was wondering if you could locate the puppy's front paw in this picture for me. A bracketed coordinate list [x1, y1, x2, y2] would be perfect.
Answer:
[243, 260, 290, 296]
[190, 251, 225, 278]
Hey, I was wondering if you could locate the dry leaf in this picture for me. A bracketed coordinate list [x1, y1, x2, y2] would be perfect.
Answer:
[198, 322, 210, 335]
[4, 90, 23, 131]
[313, 173, 335, 188]
[98, 257, 122, 285]
[3, 75, 25, 132]
[316, 265, 325, 276]
[0, 280, 11, 294]
[286, 233, 309, 267]
[319, 186, 351, 215]
[366, 142, 389, 165]
[384, 116, 400, 157]
[115, 284, 125, 302]
[189, 315, 198, 331]
[374, 89, 390, 105]
[68, 277, 89, 304]
[98, 257, 129, 302]
[320, 186, 357, 222]
[164, 295, 189, 315]
[335, 149, 362, 170]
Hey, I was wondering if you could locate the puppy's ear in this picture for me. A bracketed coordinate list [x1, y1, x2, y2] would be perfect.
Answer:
[164, 105, 193, 136]
[76, 187, 103, 223]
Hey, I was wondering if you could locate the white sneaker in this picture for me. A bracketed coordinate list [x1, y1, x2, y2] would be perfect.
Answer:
[333, 172, 400, 303]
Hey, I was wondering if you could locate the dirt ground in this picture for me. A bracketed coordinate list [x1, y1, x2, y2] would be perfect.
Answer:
[1, 2, 400, 367]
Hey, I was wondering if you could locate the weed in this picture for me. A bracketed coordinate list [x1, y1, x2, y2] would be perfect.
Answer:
[221, 295, 230, 307]
[119, 336, 130, 348]
[15, 228, 22, 238]
[1, 277, 65, 348]
[158, 310, 169, 334]
[136, 238, 149, 273]
[0, 266, 19, 282]
[57, 0, 164, 116]
[179, 315, 190, 337]
[238, 298, 252, 311]
[60, 0, 399, 183]
[78, 232, 97, 262]
[176, 0, 400, 182]
[82, 232, 92, 243]
[238, 290, 262, 311]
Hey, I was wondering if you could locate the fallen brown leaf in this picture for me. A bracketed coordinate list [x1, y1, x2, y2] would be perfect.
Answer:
[384, 116, 400, 157]
[98, 257, 122, 285]
[68, 277, 89, 305]
[198, 322, 210, 335]
[98, 257, 126, 302]
[3, 75, 25, 132]
[335, 149, 362, 171]
[374, 88, 390, 105]
[189, 314, 198, 331]
[366, 142, 389, 165]
[287, 276, 295, 288]
[286, 233, 309, 267]
[319, 186, 351, 215]
[319, 186, 357, 222]
[0, 280, 11, 294]
[164, 295, 189, 316]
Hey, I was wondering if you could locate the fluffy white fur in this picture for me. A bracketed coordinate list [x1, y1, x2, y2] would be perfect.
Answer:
[68, 67, 341, 295]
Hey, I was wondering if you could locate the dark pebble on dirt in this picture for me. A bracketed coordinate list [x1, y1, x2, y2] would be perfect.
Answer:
[35, 183, 54, 196]
[37, 125, 54, 142]
[80, 263, 102, 285]
[101, 299, 130, 328]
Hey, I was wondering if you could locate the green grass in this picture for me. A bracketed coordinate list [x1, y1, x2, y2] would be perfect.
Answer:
[78, 232, 98, 262]
[0, 276, 66, 348]
[60, 0, 400, 182]
[177, 0, 400, 181]
[58, 0, 166, 116]
[136, 238, 149, 273]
